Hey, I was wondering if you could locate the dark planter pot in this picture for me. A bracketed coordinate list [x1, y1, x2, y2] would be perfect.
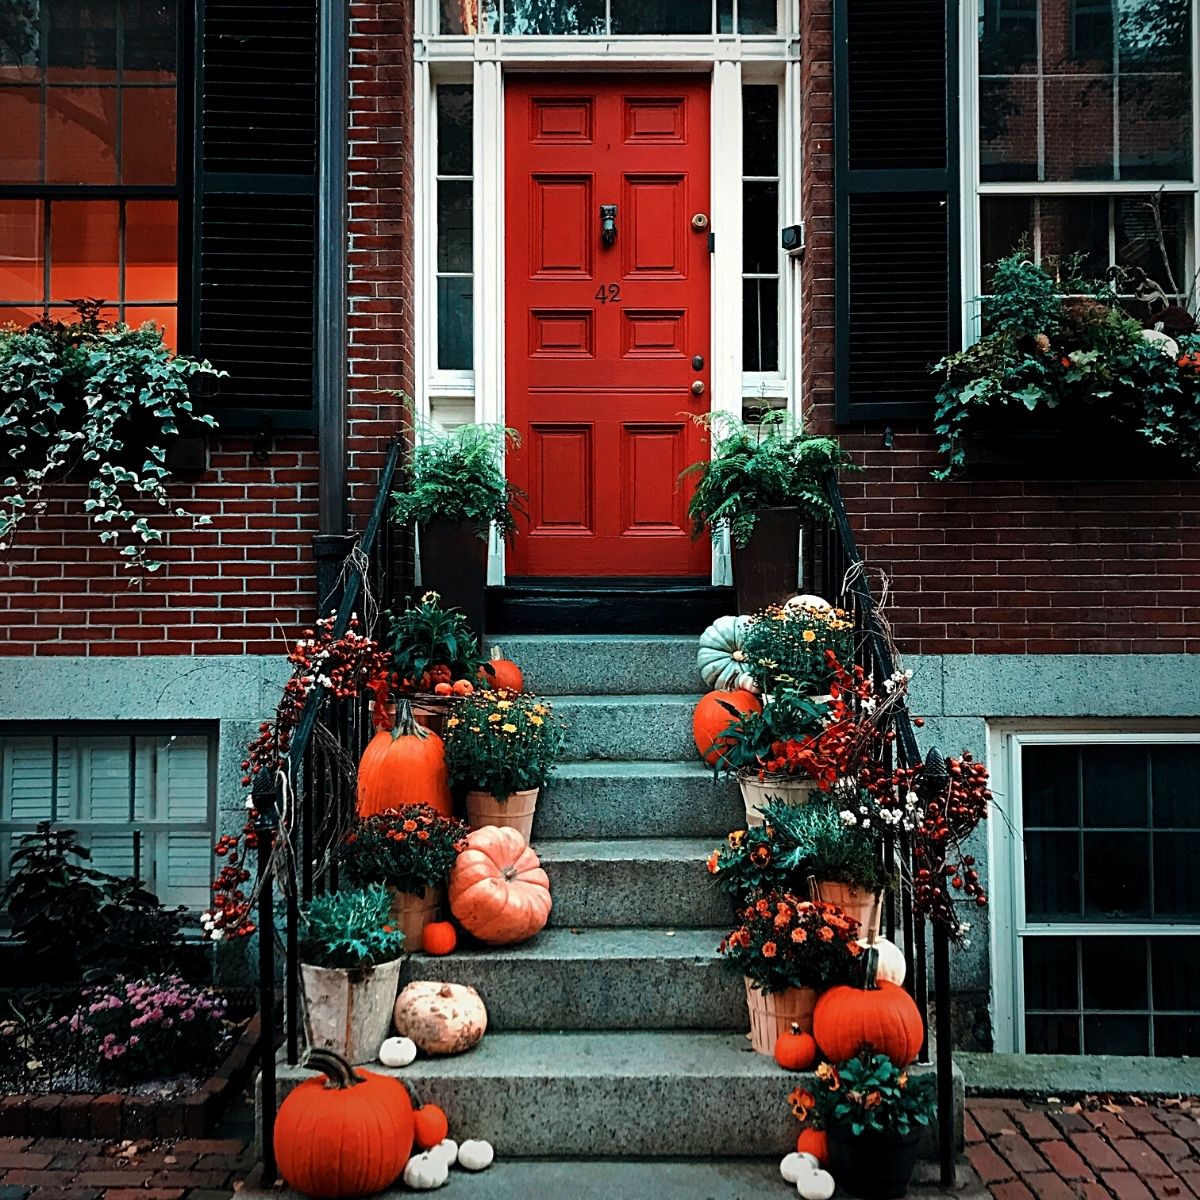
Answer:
[827, 1125, 923, 1200]
[419, 518, 489, 634]
[730, 506, 803, 614]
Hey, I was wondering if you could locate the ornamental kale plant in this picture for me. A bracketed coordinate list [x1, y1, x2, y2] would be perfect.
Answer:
[0, 304, 223, 573]
[338, 805, 471, 896]
[297, 885, 406, 970]
[63, 976, 229, 1085]
[391, 421, 526, 539]
[804, 1053, 935, 1138]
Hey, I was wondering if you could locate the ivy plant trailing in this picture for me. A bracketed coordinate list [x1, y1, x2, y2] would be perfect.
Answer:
[932, 253, 1200, 477]
[0, 305, 224, 573]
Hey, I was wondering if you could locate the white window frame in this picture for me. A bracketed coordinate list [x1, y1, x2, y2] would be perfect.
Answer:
[959, 0, 1200, 341]
[413, 5, 802, 584]
[988, 725, 1200, 1054]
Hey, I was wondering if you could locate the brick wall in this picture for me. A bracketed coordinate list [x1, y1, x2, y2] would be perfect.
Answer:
[799, 0, 1200, 657]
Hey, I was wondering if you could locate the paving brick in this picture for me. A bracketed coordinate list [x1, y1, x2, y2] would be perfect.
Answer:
[1013, 1110, 1060, 1141]
[25, 1100, 61, 1139]
[102, 1190, 185, 1200]
[74, 1173, 157, 1189]
[0, 1101, 29, 1139]
[976, 1106, 1022, 1136]
[1073, 1131, 1131, 1172]
[145, 1171, 233, 1189]
[1122, 1109, 1169, 1135]
[54, 1096, 92, 1139]
[1103, 1170, 1157, 1200]
[1159, 1113, 1200, 1140]
[26, 1190, 101, 1200]
[1016, 1172, 1077, 1199]
[0, 1173, 78, 1188]
[990, 1182, 1036, 1200]
[0, 1142, 32, 1152]
[1038, 1139, 1096, 1181]
[1115, 1138, 1175, 1178]
[968, 1142, 1016, 1183]
[965, 1113, 984, 1144]
[0, 1186, 30, 1200]
[1076, 1185, 1116, 1200]
[1089, 1112, 1134, 1138]
[1145, 1176, 1194, 1199]
[1145, 1135, 1197, 1165]
[0, 1158, 48, 1173]
[995, 1133, 1049, 1176]
[1049, 1110, 1093, 1135]
[87, 1098, 123, 1141]
[29, 1141, 91, 1154]
[169, 1141, 246, 1156]
[972, 1097, 1020, 1110]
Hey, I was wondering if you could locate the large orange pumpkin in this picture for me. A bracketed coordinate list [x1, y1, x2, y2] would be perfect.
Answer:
[274, 1047, 414, 1198]
[812, 948, 924, 1067]
[479, 645, 524, 692]
[448, 825, 551, 945]
[357, 698, 452, 817]
[692, 689, 762, 766]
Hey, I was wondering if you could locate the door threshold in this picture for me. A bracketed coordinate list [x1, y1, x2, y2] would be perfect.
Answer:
[487, 581, 734, 634]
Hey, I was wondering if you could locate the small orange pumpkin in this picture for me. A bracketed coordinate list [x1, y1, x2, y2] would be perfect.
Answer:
[421, 920, 458, 956]
[692, 689, 762, 766]
[449, 825, 551, 945]
[357, 699, 452, 818]
[479, 645, 524, 692]
[274, 1047, 413, 1197]
[774, 1022, 817, 1071]
[796, 1127, 829, 1166]
[433, 682, 454, 696]
[812, 947, 924, 1067]
[412, 1102, 450, 1150]
[452, 679, 475, 696]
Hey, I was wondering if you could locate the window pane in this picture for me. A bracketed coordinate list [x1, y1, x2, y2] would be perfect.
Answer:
[437, 276, 473, 369]
[1082, 938, 1148, 1009]
[611, 0, 711, 34]
[1120, 72, 1192, 180]
[1038, 197, 1110, 279]
[1023, 745, 1078, 827]
[1025, 830, 1080, 918]
[125, 200, 177, 301]
[980, 196, 1033, 289]
[1152, 937, 1200, 1011]
[1082, 745, 1146, 828]
[438, 180, 473, 273]
[121, 0, 178, 82]
[742, 279, 778, 372]
[504, 0, 605, 35]
[48, 2, 118, 82]
[718, 0, 733, 33]
[738, 0, 777, 35]
[0, 8, 40, 79]
[45, 86, 119, 184]
[979, 77, 1038, 182]
[1085, 1014, 1150, 1055]
[0, 200, 45, 300]
[49, 200, 119, 304]
[1025, 1013, 1081, 1053]
[1119, 0, 1191, 74]
[1151, 745, 1200, 828]
[1154, 833, 1200, 920]
[743, 183, 778, 274]
[1024, 937, 1078, 1010]
[1116, 195, 1188, 293]
[1083, 831, 1151, 919]
[124, 305, 177, 349]
[0, 87, 42, 182]
[1155, 1015, 1200, 1055]
[438, 85, 473, 177]
[743, 86, 778, 176]
[979, 0, 1038, 75]
[121, 87, 176, 184]
[1043, 76, 1114, 181]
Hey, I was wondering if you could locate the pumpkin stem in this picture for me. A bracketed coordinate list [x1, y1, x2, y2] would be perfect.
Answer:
[390, 698, 428, 743]
[789, 1022, 801, 1035]
[859, 946, 881, 992]
[302, 1047, 364, 1089]
[490, 645, 504, 662]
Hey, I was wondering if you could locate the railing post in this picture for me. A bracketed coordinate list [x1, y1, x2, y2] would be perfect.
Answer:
[933, 922, 955, 1186]
[251, 775, 279, 1187]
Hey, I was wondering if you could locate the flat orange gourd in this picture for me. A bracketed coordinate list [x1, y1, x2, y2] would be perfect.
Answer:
[421, 920, 458, 956]
[812, 948, 924, 1067]
[774, 1022, 817, 1071]
[274, 1048, 414, 1198]
[479, 645, 524, 692]
[412, 1103, 450, 1150]
[357, 699, 452, 818]
[796, 1127, 829, 1166]
[448, 825, 551, 945]
[692, 689, 762, 766]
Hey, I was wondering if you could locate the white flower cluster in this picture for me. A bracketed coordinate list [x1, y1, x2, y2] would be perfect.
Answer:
[199, 912, 224, 941]
[882, 668, 913, 694]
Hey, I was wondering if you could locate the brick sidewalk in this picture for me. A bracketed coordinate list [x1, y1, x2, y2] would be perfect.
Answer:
[967, 1097, 1200, 1200]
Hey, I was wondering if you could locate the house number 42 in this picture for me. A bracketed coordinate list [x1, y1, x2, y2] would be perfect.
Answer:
[594, 284, 621, 304]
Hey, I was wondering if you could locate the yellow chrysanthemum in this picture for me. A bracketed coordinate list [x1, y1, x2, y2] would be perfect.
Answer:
[497, 699, 513, 710]
[487, 713, 502, 723]
[528, 714, 544, 725]
[446, 716, 460, 727]
[501, 722, 517, 734]
[802, 629, 817, 643]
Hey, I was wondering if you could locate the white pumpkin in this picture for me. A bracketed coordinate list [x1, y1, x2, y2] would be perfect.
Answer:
[734, 671, 761, 695]
[1143, 328, 1180, 358]
[796, 1169, 835, 1200]
[858, 935, 907, 986]
[697, 615, 753, 692]
[378, 1035, 418, 1068]
[402, 1151, 449, 1190]
[457, 1139, 495, 1172]
[393, 980, 488, 1055]
[780, 1152, 817, 1184]
[428, 1138, 458, 1168]
[785, 594, 833, 613]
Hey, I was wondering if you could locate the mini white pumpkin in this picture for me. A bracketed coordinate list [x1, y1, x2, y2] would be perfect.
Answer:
[734, 671, 761, 694]
[1143, 328, 1180, 358]
[402, 1151, 449, 1190]
[697, 615, 753, 692]
[428, 1138, 458, 1168]
[780, 1152, 818, 1184]
[857, 935, 907, 986]
[784, 593, 833, 614]
[796, 1168, 835, 1200]
[457, 1139, 495, 1172]
[378, 1035, 418, 1068]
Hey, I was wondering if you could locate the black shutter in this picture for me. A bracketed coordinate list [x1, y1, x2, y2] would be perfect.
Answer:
[192, 1, 319, 426]
[833, 0, 959, 423]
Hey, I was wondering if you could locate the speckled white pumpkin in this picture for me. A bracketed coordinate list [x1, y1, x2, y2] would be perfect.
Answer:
[377, 1035, 418, 1068]
[393, 980, 488, 1055]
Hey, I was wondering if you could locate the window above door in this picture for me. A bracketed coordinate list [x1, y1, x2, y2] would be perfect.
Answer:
[439, 0, 779, 36]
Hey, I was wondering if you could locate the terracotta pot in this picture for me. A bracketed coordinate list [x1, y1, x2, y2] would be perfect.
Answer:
[810, 879, 883, 941]
[743, 977, 817, 1055]
[300, 957, 403, 1064]
[737, 773, 820, 827]
[387, 885, 443, 948]
[465, 787, 539, 841]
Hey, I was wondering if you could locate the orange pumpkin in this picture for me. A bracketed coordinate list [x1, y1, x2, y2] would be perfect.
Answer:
[692, 689, 762, 766]
[357, 699, 452, 818]
[433, 682, 454, 696]
[412, 1103, 450, 1150]
[812, 948, 924, 1067]
[452, 679, 475, 696]
[774, 1022, 817, 1071]
[479, 645, 524, 692]
[796, 1127, 829, 1166]
[274, 1047, 413, 1197]
[421, 920, 458, 956]
[448, 825, 551, 945]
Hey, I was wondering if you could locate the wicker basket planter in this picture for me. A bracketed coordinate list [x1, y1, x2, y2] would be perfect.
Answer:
[743, 977, 817, 1055]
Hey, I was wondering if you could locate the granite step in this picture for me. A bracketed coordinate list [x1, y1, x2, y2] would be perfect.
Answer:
[400, 927, 742, 1031]
[536, 761, 741, 839]
[537, 837, 731, 928]
[490, 634, 701, 696]
[555, 693, 699, 762]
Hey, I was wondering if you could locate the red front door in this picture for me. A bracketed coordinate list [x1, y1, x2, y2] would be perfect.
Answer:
[504, 75, 712, 578]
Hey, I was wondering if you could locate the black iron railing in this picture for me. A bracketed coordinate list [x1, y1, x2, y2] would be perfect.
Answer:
[817, 473, 956, 1186]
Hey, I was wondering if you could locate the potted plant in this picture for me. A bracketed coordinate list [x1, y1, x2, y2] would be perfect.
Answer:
[809, 1054, 935, 1199]
[718, 893, 861, 1055]
[297, 885, 406, 1064]
[338, 805, 471, 946]
[680, 411, 856, 613]
[443, 690, 564, 839]
[740, 598, 855, 698]
[391, 423, 525, 634]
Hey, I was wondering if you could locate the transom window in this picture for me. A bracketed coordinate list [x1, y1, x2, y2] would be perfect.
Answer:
[441, 0, 777, 36]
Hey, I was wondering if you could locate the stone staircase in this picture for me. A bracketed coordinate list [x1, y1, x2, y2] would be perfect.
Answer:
[267, 633, 964, 1184]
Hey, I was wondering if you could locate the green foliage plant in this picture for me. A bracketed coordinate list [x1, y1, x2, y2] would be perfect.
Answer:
[0, 305, 223, 573]
[297, 885, 406, 970]
[708, 689, 830, 779]
[338, 805, 471, 896]
[386, 590, 483, 689]
[391, 422, 526, 539]
[933, 252, 1200, 476]
[740, 601, 856, 694]
[809, 1052, 936, 1138]
[681, 410, 856, 549]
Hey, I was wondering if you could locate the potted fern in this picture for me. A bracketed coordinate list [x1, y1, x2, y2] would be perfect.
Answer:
[391, 423, 525, 633]
[680, 412, 855, 613]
